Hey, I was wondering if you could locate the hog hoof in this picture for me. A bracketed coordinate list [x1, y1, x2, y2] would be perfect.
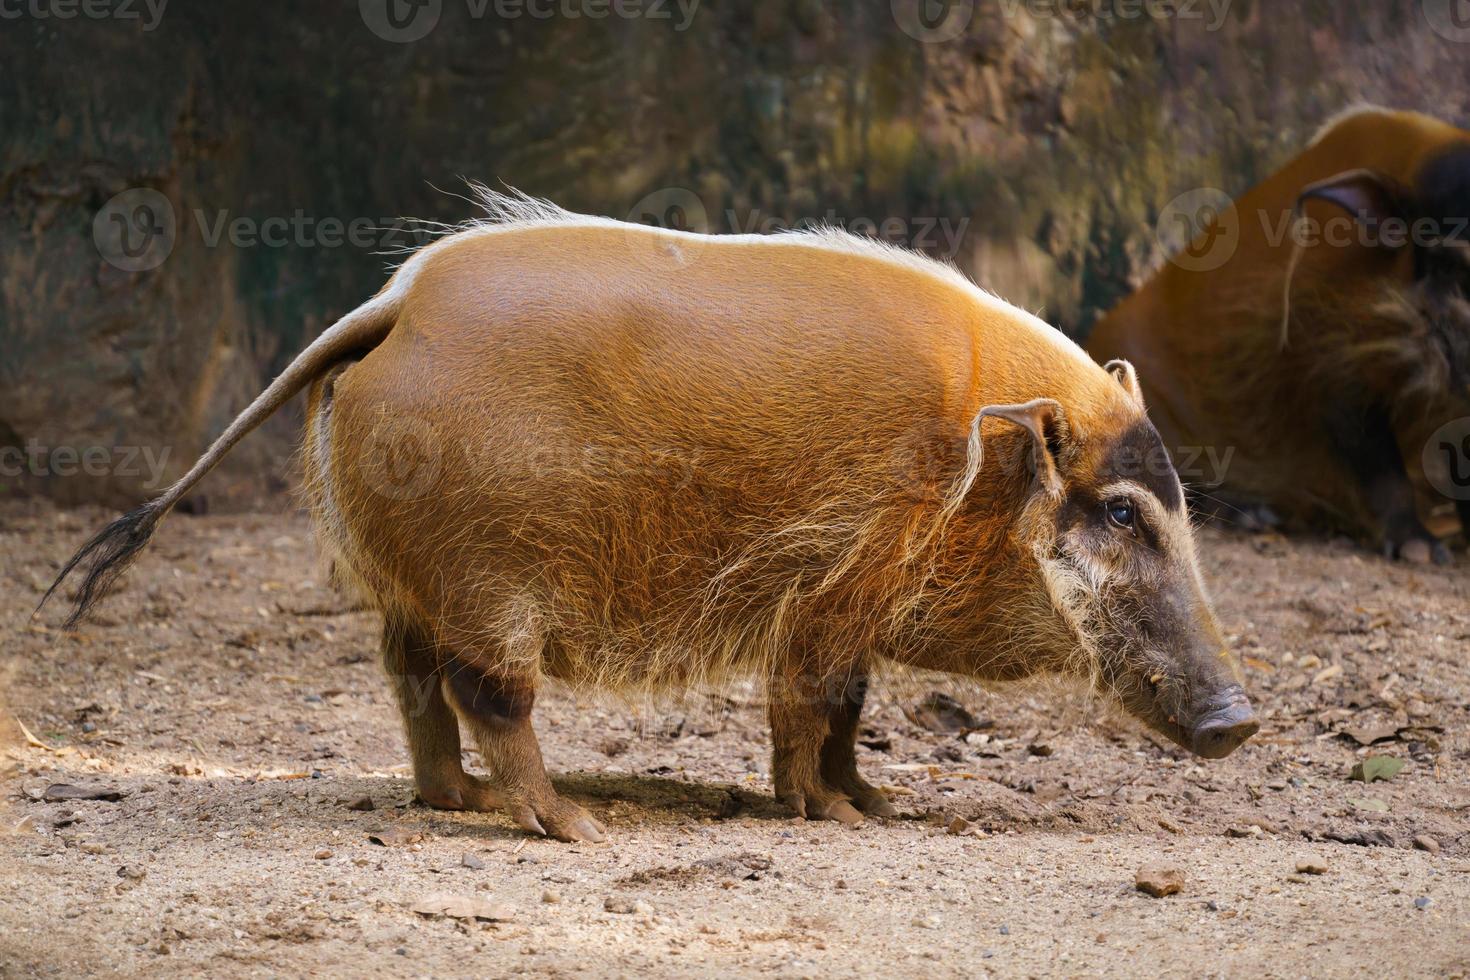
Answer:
[1390, 537, 1450, 566]
[833, 778, 899, 818]
[778, 791, 865, 827]
[416, 776, 504, 812]
[851, 789, 899, 818]
[508, 798, 606, 843]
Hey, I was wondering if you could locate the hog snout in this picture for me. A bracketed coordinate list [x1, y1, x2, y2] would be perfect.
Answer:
[1188, 685, 1259, 759]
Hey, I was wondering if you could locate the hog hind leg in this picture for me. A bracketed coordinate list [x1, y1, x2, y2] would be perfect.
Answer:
[381, 618, 503, 812]
[442, 645, 606, 844]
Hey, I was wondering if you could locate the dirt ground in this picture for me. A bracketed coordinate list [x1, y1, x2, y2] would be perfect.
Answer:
[1, 497, 1467, 978]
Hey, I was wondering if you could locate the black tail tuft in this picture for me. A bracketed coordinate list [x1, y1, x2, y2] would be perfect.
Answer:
[37, 501, 165, 629]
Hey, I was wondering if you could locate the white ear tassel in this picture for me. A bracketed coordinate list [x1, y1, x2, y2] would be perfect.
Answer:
[1278, 210, 1307, 350]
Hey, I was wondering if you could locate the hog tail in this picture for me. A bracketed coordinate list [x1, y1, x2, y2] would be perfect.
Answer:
[37, 282, 405, 628]
[38, 501, 165, 629]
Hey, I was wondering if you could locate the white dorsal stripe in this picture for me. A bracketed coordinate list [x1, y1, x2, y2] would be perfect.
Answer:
[399, 184, 1100, 383]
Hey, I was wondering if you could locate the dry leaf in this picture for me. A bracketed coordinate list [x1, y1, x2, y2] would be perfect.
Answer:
[1312, 663, 1343, 685]
[1340, 726, 1398, 747]
[1350, 757, 1405, 783]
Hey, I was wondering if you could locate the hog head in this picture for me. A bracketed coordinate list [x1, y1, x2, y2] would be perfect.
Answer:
[1285, 146, 1470, 400]
[967, 359, 1259, 759]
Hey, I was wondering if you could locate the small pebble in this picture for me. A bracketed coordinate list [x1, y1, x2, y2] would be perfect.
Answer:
[1135, 866, 1185, 898]
[1294, 857, 1329, 875]
[1413, 835, 1441, 854]
[541, 890, 560, 904]
[314, 848, 333, 860]
[345, 796, 375, 812]
[461, 852, 485, 870]
[1414, 896, 1433, 910]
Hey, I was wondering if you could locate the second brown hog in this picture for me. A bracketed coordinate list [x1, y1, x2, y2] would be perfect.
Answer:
[44, 190, 1257, 842]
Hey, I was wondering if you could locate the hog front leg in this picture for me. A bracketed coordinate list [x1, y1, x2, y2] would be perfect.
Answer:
[818, 670, 898, 818]
[381, 619, 502, 812]
[768, 661, 886, 826]
[443, 655, 606, 843]
[1329, 404, 1450, 564]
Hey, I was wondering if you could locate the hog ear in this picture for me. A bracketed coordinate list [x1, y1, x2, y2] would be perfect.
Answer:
[1102, 359, 1145, 407]
[971, 398, 1067, 498]
[1280, 169, 1412, 349]
[1295, 168, 1410, 242]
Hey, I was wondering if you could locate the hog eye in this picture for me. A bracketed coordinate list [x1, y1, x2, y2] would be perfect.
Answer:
[1105, 498, 1137, 533]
